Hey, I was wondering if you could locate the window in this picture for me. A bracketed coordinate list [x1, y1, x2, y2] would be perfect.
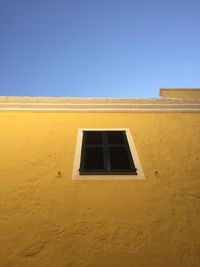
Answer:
[80, 131, 137, 175]
[72, 129, 145, 180]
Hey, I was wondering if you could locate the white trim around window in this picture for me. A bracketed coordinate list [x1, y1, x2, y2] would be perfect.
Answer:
[72, 128, 145, 180]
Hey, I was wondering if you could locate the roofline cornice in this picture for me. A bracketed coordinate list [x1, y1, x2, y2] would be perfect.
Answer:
[0, 96, 200, 113]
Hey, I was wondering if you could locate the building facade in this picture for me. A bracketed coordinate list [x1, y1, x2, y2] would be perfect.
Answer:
[0, 89, 200, 267]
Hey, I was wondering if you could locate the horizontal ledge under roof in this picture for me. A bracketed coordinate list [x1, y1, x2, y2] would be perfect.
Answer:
[0, 96, 200, 112]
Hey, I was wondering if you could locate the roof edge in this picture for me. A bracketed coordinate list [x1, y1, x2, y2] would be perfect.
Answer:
[0, 96, 200, 113]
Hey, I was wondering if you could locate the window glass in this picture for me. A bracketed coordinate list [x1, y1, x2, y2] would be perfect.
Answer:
[84, 147, 104, 170]
[109, 147, 131, 170]
[107, 131, 125, 145]
[85, 131, 102, 145]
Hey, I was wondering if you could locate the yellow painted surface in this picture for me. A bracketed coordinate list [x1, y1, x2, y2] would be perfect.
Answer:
[160, 88, 200, 99]
[0, 112, 200, 267]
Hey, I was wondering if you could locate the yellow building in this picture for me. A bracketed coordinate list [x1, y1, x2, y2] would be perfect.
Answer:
[0, 88, 200, 267]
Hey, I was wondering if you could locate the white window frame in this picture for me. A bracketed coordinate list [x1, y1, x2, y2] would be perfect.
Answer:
[72, 128, 145, 180]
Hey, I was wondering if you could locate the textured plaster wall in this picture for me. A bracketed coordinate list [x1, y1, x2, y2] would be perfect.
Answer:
[0, 112, 200, 267]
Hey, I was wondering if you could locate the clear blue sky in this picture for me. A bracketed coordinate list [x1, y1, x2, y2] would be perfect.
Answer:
[0, 0, 200, 97]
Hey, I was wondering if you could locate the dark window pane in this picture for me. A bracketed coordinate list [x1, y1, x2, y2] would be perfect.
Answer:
[109, 147, 132, 170]
[84, 147, 104, 170]
[107, 131, 125, 144]
[85, 131, 102, 145]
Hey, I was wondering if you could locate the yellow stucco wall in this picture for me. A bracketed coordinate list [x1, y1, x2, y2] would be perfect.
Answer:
[0, 112, 200, 267]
